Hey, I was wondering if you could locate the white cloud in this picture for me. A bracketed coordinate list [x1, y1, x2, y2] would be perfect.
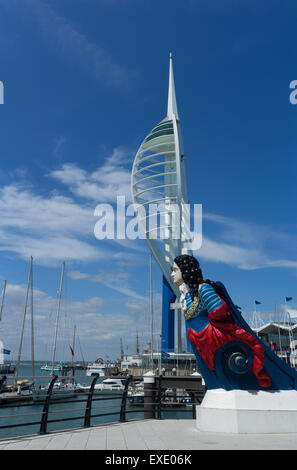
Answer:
[50, 146, 133, 203]
[196, 236, 263, 270]
[0, 145, 144, 267]
[0, 231, 102, 266]
[0, 183, 108, 266]
[68, 269, 147, 301]
[68, 270, 90, 280]
[194, 212, 297, 271]
[0, 184, 92, 234]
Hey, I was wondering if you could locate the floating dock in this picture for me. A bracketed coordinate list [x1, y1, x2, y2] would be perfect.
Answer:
[0, 391, 32, 405]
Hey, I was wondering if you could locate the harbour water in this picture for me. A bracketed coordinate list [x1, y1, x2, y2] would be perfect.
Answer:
[0, 362, 192, 440]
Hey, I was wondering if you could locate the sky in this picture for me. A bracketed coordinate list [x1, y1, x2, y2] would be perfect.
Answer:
[0, 0, 296, 362]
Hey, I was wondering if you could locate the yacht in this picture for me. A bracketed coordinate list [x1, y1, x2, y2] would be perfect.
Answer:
[86, 360, 117, 377]
[32, 380, 84, 402]
[80, 377, 127, 395]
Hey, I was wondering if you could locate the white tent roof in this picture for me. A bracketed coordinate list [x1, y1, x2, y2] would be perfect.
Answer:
[253, 322, 297, 335]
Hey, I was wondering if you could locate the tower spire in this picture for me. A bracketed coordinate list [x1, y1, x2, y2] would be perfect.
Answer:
[167, 52, 179, 120]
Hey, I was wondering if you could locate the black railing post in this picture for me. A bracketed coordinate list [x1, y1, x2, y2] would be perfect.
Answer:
[84, 373, 100, 428]
[188, 391, 196, 419]
[157, 374, 162, 420]
[39, 375, 58, 435]
[0, 375, 7, 393]
[120, 375, 132, 422]
[143, 371, 155, 419]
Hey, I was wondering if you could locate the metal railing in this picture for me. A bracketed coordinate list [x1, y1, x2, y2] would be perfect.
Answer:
[142, 375, 206, 420]
[0, 373, 205, 440]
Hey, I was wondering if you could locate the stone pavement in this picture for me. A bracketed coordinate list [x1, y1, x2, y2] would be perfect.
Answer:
[0, 419, 297, 450]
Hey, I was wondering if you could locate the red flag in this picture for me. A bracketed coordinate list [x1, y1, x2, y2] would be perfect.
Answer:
[69, 345, 74, 356]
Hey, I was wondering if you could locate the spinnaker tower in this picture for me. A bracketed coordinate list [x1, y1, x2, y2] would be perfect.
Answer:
[131, 54, 192, 353]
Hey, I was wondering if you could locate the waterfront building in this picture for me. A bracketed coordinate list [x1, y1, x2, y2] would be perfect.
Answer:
[253, 322, 297, 366]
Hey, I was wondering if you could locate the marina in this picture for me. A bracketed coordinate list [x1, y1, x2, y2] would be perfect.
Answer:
[0, 363, 203, 440]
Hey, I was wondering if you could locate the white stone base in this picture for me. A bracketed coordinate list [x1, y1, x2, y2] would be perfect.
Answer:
[196, 388, 297, 434]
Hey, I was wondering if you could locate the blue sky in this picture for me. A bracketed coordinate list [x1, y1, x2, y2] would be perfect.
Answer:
[0, 0, 296, 361]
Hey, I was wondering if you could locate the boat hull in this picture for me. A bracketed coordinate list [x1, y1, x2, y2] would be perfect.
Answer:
[32, 388, 77, 402]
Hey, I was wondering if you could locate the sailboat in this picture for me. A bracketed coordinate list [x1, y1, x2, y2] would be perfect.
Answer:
[0, 280, 15, 375]
[33, 262, 82, 402]
[0, 258, 35, 403]
[40, 362, 65, 372]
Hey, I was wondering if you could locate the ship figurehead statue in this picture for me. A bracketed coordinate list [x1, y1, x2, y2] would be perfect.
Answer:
[172, 254, 297, 392]
[132, 54, 297, 398]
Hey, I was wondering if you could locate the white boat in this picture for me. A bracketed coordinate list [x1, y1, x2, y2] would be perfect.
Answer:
[86, 360, 117, 377]
[0, 281, 15, 375]
[0, 378, 34, 404]
[79, 377, 127, 394]
[121, 354, 143, 371]
[33, 380, 83, 402]
[40, 362, 64, 372]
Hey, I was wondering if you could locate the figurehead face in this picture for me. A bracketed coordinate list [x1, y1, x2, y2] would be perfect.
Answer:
[172, 255, 203, 298]
[173, 255, 202, 284]
[171, 262, 184, 286]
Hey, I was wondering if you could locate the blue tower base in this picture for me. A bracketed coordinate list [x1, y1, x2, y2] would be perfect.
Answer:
[161, 276, 176, 353]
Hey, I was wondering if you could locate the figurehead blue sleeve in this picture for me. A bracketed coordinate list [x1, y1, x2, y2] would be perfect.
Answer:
[199, 283, 223, 313]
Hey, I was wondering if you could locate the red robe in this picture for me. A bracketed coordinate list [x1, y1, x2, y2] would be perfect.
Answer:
[187, 300, 271, 388]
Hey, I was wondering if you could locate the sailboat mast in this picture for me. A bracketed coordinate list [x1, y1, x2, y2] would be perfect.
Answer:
[51, 261, 65, 375]
[120, 337, 124, 360]
[30, 256, 35, 381]
[71, 324, 76, 383]
[14, 257, 32, 384]
[0, 280, 7, 322]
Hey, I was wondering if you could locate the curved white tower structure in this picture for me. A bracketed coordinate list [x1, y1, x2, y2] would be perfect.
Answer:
[131, 54, 192, 352]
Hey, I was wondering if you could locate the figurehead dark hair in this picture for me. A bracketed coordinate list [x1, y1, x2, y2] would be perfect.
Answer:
[174, 254, 219, 300]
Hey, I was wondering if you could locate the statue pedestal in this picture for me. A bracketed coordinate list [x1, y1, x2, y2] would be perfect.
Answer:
[196, 388, 297, 434]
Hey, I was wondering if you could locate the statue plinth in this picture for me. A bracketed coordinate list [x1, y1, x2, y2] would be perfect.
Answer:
[196, 388, 297, 434]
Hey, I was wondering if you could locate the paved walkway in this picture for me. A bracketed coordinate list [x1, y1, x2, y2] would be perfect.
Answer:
[0, 419, 297, 450]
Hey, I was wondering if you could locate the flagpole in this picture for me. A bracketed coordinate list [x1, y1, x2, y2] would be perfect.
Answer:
[254, 301, 261, 330]
[276, 302, 283, 359]
[285, 297, 295, 367]
[284, 297, 291, 366]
